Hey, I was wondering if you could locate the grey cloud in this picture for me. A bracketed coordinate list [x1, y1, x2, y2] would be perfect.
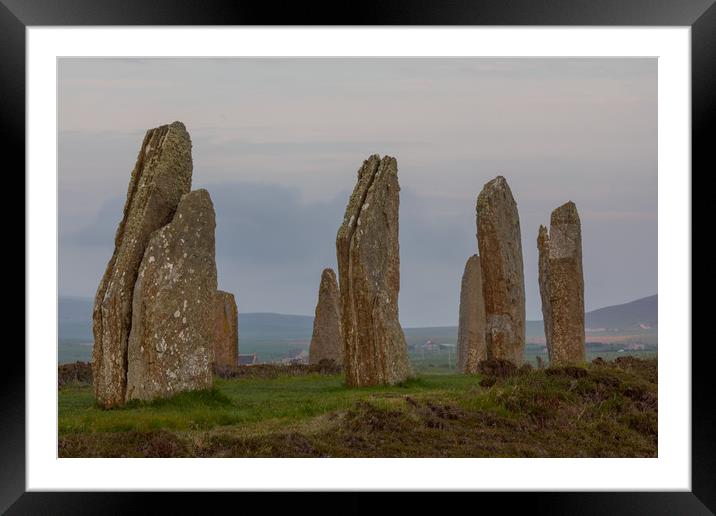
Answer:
[58, 57, 657, 325]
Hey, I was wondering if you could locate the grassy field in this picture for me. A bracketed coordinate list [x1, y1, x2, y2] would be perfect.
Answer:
[59, 357, 657, 458]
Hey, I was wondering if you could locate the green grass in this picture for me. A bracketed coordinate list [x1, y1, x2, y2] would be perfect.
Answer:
[58, 358, 657, 458]
[59, 373, 479, 435]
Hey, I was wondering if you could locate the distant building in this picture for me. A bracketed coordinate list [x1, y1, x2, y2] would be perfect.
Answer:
[624, 342, 646, 351]
[415, 339, 441, 352]
[281, 348, 309, 365]
[238, 353, 257, 365]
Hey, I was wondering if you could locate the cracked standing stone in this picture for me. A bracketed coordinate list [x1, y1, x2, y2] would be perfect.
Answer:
[336, 155, 412, 386]
[125, 189, 217, 402]
[538, 201, 585, 365]
[92, 122, 193, 408]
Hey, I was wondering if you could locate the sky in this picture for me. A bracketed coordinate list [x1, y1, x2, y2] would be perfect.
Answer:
[58, 58, 657, 327]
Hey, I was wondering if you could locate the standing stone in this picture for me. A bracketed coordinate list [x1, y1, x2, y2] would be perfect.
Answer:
[456, 254, 487, 373]
[125, 189, 217, 402]
[336, 155, 412, 386]
[309, 268, 343, 365]
[476, 176, 526, 365]
[213, 290, 239, 369]
[537, 225, 553, 357]
[537, 201, 585, 365]
[92, 122, 192, 408]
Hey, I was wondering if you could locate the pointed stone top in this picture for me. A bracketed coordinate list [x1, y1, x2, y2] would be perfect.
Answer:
[338, 155, 398, 249]
[170, 190, 215, 232]
[364, 153, 395, 162]
[538, 224, 549, 243]
[490, 175, 507, 186]
[147, 121, 188, 137]
[357, 155, 395, 179]
[321, 267, 337, 283]
[551, 201, 580, 226]
[476, 175, 517, 212]
[182, 188, 211, 204]
[217, 289, 235, 298]
[484, 175, 509, 191]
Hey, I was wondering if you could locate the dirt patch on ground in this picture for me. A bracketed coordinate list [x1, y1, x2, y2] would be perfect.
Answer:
[477, 358, 518, 378]
[545, 365, 588, 379]
[59, 429, 188, 458]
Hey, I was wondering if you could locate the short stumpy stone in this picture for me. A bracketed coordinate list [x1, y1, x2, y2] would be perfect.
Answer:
[124, 189, 217, 402]
[213, 290, 239, 369]
[336, 155, 412, 386]
[457, 254, 487, 374]
[92, 122, 192, 408]
[476, 176, 526, 365]
[537, 201, 585, 365]
[309, 268, 343, 365]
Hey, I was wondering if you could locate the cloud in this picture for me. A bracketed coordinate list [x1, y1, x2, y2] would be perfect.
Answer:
[57, 57, 657, 325]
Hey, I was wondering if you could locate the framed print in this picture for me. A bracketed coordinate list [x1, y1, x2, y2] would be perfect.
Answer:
[6, 0, 713, 512]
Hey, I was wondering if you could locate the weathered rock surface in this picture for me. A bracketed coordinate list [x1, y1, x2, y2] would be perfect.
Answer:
[125, 189, 217, 402]
[476, 176, 526, 365]
[537, 201, 585, 365]
[309, 268, 343, 365]
[336, 155, 412, 386]
[92, 121, 192, 408]
[537, 225, 553, 357]
[213, 290, 239, 369]
[457, 254, 487, 373]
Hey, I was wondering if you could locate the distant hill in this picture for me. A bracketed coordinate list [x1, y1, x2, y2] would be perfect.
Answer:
[585, 294, 657, 330]
[57, 297, 315, 343]
[57, 294, 657, 362]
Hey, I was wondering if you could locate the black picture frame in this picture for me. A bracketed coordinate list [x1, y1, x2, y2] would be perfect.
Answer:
[5, 0, 711, 512]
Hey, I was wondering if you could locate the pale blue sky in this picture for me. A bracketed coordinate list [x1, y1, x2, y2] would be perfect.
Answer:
[58, 58, 657, 326]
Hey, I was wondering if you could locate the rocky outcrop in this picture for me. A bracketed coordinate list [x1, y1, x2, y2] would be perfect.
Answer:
[336, 155, 412, 386]
[92, 122, 192, 408]
[476, 176, 526, 365]
[124, 189, 217, 402]
[456, 254, 487, 373]
[537, 201, 585, 365]
[213, 290, 239, 369]
[309, 268, 343, 365]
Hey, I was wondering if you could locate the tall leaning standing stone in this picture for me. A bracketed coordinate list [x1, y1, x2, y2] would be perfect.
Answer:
[92, 121, 192, 408]
[336, 155, 412, 386]
[213, 290, 239, 369]
[476, 176, 526, 365]
[125, 189, 217, 402]
[456, 254, 487, 373]
[309, 268, 343, 365]
[537, 201, 585, 365]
